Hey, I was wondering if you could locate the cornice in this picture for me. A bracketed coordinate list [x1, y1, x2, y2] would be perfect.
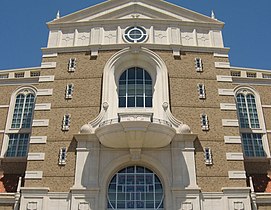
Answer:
[41, 44, 230, 55]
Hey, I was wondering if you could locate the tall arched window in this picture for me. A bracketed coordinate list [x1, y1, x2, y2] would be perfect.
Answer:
[236, 93, 259, 128]
[11, 93, 35, 128]
[119, 67, 152, 108]
[5, 88, 36, 157]
[107, 166, 163, 209]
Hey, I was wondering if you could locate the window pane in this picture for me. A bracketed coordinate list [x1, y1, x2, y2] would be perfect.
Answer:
[145, 97, 152, 107]
[127, 97, 135, 107]
[136, 97, 144, 107]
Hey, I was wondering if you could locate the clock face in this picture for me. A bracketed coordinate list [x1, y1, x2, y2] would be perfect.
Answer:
[123, 26, 148, 43]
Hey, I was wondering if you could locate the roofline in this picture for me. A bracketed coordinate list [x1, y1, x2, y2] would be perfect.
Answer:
[0, 67, 41, 72]
[231, 66, 271, 73]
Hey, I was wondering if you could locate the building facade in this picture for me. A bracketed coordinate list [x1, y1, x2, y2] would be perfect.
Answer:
[0, 0, 271, 209]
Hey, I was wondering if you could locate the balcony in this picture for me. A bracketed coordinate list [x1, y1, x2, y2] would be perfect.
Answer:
[95, 113, 176, 148]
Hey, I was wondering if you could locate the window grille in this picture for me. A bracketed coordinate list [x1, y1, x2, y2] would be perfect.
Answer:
[195, 58, 203, 72]
[201, 113, 209, 131]
[197, 84, 206, 99]
[58, 147, 67, 165]
[68, 58, 77, 72]
[204, 147, 213, 165]
[65, 84, 74, 99]
[62, 114, 71, 131]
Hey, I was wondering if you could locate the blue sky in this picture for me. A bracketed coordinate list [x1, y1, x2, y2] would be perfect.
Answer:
[0, 0, 270, 70]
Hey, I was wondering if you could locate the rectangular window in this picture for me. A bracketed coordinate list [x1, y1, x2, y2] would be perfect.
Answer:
[65, 84, 74, 99]
[204, 147, 213, 165]
[0, 74, 8, 79]
[59, 147, 67, 165]
[197, 84, 206, 99]
[242, 133, 265, 157]
[246, 72, 256, 78]
[62, 114, 71, 131]
[231, 71, 241, 77]
[201, 114, 209, 131]
[30, 71, 40, 77]
[263, 73, 271, 79]
[15, 72, 25, 78]
[68, 58, 77, 72]
[6, 133, 29, 157]
[195, 58, 203, 72]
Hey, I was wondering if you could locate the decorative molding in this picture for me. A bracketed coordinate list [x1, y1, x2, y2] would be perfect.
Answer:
[224, 136, 241, 144]
[228, 171, 246, 179]
[25, 171, 43, 179]
[30, 136, 47, 144]
[215, 62, 230, 69]
[34, 103, 51, 111]
[42, 53, 58, 58]
[27, 153, 45, 161]
[220, 103, 236, 111]
[41, 62, 57, 69]
[37, 89, 53, 96]
[222, 119, 239, 127]
[226, 153, 244, 161]
[0, 105, 9, 108]
[216, 75, 232, 82]
[38, 75, 55, 83]
[262, 105, 271, 108]
[32, 119, 49, 127]
[218, 89, 234, 96]
[214, 53, 229, 58]
[0, 130, 4, 133]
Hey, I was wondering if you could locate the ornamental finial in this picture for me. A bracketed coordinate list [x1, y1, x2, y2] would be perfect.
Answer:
[211, 10, 216, 19]
[56, 10, 60, 20]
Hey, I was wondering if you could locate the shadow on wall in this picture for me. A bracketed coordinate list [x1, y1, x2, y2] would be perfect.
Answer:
[0, 175, 23, 192]
[248, 174, 271, 192]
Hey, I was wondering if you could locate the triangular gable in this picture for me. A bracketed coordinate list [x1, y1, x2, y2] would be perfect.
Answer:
[49, 0, 223, 25]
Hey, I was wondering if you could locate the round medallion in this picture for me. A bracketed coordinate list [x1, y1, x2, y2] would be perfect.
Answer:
[123, 26, 148, 43]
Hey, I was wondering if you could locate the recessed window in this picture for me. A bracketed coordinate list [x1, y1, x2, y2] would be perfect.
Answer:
[68, 58, 77, 72]
[58, 147, 67, 165]
[108, 166, 163, 209]
[231, 71, 241, 77]
[197, 84, 206, 99]
[62, 114, 71, 131]
[204, 147, 213, 165]
[123, 26, 148, 43]
[0, 74, 8, 79]
[11, 93, 35, 128]
[236, 93, 259, 128]
[15, 72, 25, 78]
[246, 72, 256, 78]
[30, 71, 40, 77]
[119, 67, 152, 108]
[195, 58, 203, 72]
[263, 73, 271, 79]
[65, 84, 74, 99]
[6, 133, 30, 157]
[242, 133, 265, 157]
[201, 113, 209, 131]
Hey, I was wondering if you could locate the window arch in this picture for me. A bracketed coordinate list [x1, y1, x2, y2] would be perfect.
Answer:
[236, 92, 259, 128]
[107, 166, 163, 209]
[118, 67, 152, 108]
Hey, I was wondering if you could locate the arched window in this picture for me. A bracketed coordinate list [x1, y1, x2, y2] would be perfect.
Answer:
[107, 166, 163, 209]
[11, 93, 35, 128]
[119, 67, 152, 108]
[236, 93, 259, 128]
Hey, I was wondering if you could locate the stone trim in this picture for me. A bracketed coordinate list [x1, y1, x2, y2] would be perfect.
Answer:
[42, 53, 58, 58]
[30, 136, 47, 144]
[213, 53, 229, 58]
[37, 89, 53, 96]
[220, 103, 236, 111]
[39, 75, 55, 83]
[27, 153, 45, 161]
[25, 171, 43, 179]
[228, 171, 246, 179]
[218, 89, 234, 96]
[0, 105, 9, 108]
[262, 105, 271, 108]
[32, 119, 49, 127]
[226, 153, 244, 161]
[41, 62, 57, 69]
[224, 136, 242, 144]
[216, 75, 232, 82]
[0, 130, 4, 133]
[222, 119, 239, 127]
[215, 62, 230, 69]
[35, 103, 51, 111]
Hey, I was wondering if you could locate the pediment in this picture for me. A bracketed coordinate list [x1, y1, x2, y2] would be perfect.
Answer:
[49, 0, 223, 25]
